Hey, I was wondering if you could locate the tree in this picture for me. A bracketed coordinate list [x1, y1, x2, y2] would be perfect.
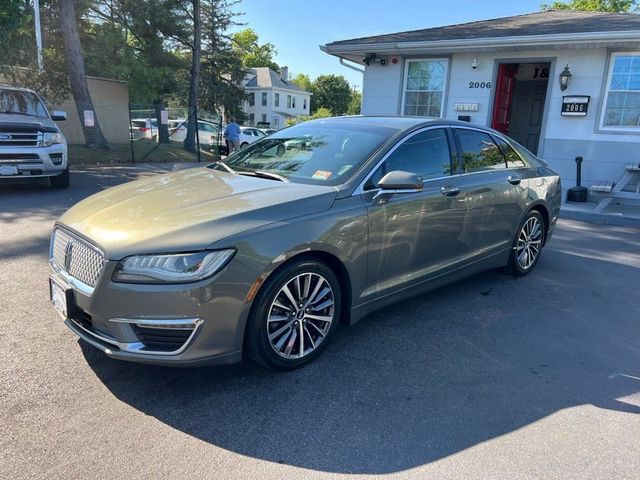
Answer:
[200, 0, 247, 122]
[232, 28, 279, 70]
[58, 0, 110, 149]
[541, 0, 637, 11]
[291, 73, 312, 92]
[347, 88, 362, 115]
[311, 74, 351, 115]
[183, 0, 202, 153]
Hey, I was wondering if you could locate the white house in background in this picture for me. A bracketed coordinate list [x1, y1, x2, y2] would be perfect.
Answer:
[321, 10, 640, 188]
[240, 66, 311, 129]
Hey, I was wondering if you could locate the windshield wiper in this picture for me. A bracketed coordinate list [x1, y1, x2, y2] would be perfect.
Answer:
[213, 160, 236, 174]
[0, 110, 40, 118]
[253, 170, 289, 182]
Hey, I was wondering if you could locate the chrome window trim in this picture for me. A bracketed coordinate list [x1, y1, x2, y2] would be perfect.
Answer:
[352, 125, 452, 196]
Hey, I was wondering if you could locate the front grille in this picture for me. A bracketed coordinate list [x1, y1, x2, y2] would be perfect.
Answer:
[51, 228, 105, 288]
[0, 153, 41, 164]
[131, 325, 194, 352]
[0, 132, 40, 147]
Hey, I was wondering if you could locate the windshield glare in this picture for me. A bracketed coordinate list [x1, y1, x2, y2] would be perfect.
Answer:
[0, 89, 49, 118]
[220, 122, 395, 185]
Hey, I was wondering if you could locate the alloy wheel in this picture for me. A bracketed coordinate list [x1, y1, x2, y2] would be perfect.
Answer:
[267, 272, 335, 359]
[516, 216, 543, 270]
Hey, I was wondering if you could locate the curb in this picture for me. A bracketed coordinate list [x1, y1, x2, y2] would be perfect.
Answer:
[560, 207, 640, 228]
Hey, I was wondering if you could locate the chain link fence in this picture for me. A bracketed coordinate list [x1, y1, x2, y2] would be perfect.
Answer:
[54, 99, 226, 165]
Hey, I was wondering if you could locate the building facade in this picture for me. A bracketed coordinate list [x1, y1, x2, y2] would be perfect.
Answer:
[322, 10, 640, 188]
[241, 67, 311, 130]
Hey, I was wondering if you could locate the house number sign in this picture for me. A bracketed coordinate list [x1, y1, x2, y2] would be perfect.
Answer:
[561, 96, 590, 117]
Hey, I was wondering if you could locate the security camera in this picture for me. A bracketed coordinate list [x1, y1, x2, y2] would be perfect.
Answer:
[471, 58, 480, 69]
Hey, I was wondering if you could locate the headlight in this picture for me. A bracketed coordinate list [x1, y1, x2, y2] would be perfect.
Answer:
[112, 250, 235, 284]
[43, 132, 65, 146]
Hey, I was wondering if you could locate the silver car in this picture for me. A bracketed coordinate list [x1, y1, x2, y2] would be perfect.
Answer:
[49, 117, 561, 369]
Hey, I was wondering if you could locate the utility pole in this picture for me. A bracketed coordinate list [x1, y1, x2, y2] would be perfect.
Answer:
[33, 0, 44, 70]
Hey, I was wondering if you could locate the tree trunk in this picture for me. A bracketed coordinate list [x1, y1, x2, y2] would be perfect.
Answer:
[184, 0, 201, 153]
[155, 99, 169, 143]
[58, 0, 110, 150]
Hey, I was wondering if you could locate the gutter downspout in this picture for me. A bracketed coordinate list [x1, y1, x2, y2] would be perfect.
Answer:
[339, 57, 365, 73]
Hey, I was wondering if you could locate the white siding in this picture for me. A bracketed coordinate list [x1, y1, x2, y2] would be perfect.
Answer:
[359, 47, 640, 187]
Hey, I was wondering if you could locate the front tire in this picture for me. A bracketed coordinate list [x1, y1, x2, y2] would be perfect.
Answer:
[246, 259, 342, 370]
[506, 210, 546, 276]
[240, 142, 249, 148]
[49, 168, 70, 189]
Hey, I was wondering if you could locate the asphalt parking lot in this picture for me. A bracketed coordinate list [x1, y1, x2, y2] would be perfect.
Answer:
[1, 166, 639, 480]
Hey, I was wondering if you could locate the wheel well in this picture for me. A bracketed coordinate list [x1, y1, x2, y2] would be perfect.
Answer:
[263, 251, 353, 325]
[529, 204, 549, 245]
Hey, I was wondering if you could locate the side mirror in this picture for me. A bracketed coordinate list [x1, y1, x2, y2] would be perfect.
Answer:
[51, 111, 67, 121]
[374, 170, 423, 201]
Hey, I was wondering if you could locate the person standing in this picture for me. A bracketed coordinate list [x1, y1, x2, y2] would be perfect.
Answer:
[223, 117, 241, 153]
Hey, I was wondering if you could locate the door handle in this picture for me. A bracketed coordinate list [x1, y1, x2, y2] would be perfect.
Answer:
[440, 186, 461, 197]
[507, 175, 522, 185]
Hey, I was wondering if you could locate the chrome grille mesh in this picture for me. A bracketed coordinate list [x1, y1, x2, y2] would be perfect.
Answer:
[51, 228, 105, 288]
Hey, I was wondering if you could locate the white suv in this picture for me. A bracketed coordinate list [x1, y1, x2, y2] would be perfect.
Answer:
[0, 85, 68, 188]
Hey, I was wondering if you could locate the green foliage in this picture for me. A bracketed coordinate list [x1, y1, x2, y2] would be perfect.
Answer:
[285, 106, 333, 127]
[347, 88, 362, 115]
[291, 73, 312, 92]
[541, 0, 637, 11]
[309, 74, 351, 115]
[232, 28, 279, 70]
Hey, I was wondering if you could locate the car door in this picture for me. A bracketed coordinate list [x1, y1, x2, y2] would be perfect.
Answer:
[451, 127, 525, 260]
[360, 127, 468, 298]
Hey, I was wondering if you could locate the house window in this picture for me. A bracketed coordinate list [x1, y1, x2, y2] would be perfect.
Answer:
[601, 53, 640, 130]
[262, 92, 267, 106]
[248, 92, 255, 107]
[287, 95, 292, 108]
[275, 93, 280, 107]
[273, 117, 279, 128]
[303, 98, 307, 110]
[292, 97, 296, 108]
[402, 59, 448, 118]
[248, 113, 255, 125]
[261, 114, 267, 123]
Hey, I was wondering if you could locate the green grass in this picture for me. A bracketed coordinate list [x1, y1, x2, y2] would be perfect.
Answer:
[68, 141, 219, 166]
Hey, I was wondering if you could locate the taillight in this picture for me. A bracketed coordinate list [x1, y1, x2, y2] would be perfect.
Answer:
[139, 127, 150, 132]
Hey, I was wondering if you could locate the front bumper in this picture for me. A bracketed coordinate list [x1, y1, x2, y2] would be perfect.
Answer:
[50, 257, 257, 367]
[0, 144, 67, 178]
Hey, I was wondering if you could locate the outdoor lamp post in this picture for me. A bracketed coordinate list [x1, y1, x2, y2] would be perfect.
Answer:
[559, 65, 572, 91]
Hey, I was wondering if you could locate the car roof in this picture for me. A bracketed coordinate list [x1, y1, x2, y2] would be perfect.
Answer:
[0, 84, 37, 94]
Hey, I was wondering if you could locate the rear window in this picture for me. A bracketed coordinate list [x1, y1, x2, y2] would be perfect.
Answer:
[494, 136, 526, 168]
[131, 121, 146, 128]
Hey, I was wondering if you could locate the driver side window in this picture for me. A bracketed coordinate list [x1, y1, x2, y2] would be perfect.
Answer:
[366, 128, 452, 189]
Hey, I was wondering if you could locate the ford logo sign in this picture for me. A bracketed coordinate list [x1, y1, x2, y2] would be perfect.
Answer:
[0, 134, 10, 140]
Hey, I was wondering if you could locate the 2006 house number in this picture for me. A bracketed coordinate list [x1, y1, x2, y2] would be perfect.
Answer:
[469, 81, 492, 89]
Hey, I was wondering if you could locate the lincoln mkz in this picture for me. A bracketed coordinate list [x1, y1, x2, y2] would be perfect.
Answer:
[49, 116, 561, 369]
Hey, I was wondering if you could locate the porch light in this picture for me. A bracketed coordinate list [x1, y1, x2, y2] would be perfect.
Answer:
[559, 65, 572, 91]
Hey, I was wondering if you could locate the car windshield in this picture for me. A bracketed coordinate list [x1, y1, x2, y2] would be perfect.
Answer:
[0, 88, 49, 118]
[219, 121, 396, 186]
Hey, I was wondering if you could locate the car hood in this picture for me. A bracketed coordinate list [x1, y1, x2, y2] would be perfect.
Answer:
[58, 167, 338, 259]
[0, 113, 58, 131]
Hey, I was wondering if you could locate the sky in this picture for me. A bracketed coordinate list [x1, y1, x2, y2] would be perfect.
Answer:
[230, 0, 546, 89]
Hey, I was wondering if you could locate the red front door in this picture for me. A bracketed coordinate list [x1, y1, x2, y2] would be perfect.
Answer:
[491, 64, 517, 134]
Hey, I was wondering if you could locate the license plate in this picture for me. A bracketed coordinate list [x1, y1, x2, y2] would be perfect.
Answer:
[50, 276, 69, 317]
[0, 165, 18, 176]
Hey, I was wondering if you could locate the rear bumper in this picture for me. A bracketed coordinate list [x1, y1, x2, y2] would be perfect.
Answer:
[0, 144, 67, 178]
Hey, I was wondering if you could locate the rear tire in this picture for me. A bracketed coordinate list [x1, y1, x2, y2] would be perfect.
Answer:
[506, 210, 546, 276]
[49, 168, 70, 189]
[246, 259, 342, 370]
[240, 142, 249, 148]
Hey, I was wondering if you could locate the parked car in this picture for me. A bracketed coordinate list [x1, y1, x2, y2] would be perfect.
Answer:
[169, 119, 222, 149]
[49, 116, 561, 370]
[0, 85, 69, 188]
[260, 128, 278, 136]
[239, 126, 266, 147]
[129, 118, 158, 141]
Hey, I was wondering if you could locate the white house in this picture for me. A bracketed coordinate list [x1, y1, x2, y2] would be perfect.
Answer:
[321, 10, 640, 188]
[240, 67, 311, 130]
